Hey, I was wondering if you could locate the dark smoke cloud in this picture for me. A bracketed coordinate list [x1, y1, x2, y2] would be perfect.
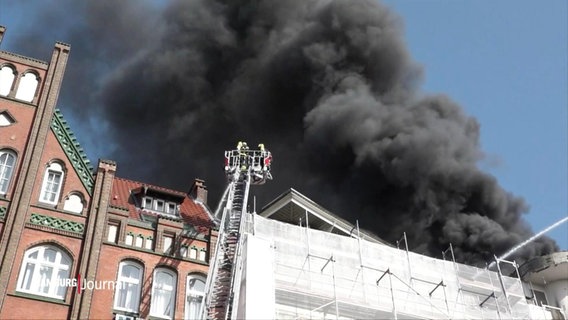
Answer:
[4, 0, 557, 265]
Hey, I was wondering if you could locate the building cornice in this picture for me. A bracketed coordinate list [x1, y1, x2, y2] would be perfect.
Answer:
[0, 50, 48, 69]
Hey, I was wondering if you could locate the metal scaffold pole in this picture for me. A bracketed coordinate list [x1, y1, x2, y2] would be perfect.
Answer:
[494, 256, 513, 316]
[356, 220, 367, 302]
[397, 232, 413, 284]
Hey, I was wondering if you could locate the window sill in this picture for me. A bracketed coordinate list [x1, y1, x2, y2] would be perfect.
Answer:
[148, 315, 173, 320]
[9, 291, 69, 306]
[112, 309, 139, 317]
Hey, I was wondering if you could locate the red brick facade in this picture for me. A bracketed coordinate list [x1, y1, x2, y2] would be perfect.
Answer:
[0, 26, 216, 320]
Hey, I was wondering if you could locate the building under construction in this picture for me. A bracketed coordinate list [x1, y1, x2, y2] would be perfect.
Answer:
[202, 144, 567, 320]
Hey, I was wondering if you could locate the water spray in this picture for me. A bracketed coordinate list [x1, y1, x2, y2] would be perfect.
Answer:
[488, 215, 568, 270]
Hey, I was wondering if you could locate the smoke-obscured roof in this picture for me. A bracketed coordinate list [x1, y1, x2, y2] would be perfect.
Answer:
[260, 188, 390, 245]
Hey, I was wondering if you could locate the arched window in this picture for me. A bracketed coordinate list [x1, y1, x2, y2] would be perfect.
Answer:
[151, 268, 177, 319]
[0, 150, 16, 195]
[16, 245, 72, 299]
[185, 274, 206, 320]
[0, 65, 15, 96]
[15, 72, 39, 102]
[114, 260, 143, 313]
[63, 193, 84, 214]
[40, 162, 64, 204]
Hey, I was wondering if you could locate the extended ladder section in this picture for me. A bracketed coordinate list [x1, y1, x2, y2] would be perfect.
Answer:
[201, 142, 272, 320]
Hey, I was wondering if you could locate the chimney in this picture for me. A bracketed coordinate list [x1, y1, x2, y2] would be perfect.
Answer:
[189, 178, 208, 204]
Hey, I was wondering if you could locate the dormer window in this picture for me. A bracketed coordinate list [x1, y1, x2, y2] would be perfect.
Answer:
[141, 196, 179, 217]
[134, 186, 183, 218]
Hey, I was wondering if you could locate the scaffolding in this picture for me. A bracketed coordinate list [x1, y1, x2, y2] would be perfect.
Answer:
[240, 214, 536, 320]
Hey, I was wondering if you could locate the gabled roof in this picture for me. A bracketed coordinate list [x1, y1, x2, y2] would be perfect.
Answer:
[50, 109, 94, 194]
[259, 188, 390, 245]
[110, 177, 213, 228]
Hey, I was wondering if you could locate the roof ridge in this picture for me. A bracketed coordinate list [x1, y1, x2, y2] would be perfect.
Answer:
[50, 109, 94, 195]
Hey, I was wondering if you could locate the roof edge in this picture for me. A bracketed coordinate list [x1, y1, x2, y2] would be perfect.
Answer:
[50, 108, 95, 195]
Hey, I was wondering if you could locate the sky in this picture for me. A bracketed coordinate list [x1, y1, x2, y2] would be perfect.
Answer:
[0, 0, 566, 255]
[380, 0, 567, 250]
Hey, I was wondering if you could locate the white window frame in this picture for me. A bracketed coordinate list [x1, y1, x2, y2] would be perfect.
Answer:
[16, 245, 71, 299]
[63, 193, 84, 214]
[125, 233, 134, 246]
[154, 199, 165, 212]
[145, 237, 153, 250]
[0, 65, 16, 96]
[15, 71, 39, 102]
[166, 202, 177, 215]
[163, 235, 173, 253]
[107, 224, 118, 243]
[39, 162, 64, 205]
[185, 274, 206, 320]
[189, 247, 197, 260]
[0, 150, 16, 195]
[114, 260, 143, 313]
[150, 268, 177, 319]
[135, 235, 144, 248]
[143, 196, 153, 209]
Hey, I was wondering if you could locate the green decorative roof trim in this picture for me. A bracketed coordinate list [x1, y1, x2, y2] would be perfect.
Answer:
[30, 213, 85, 234]
[50, 109, 94, 195]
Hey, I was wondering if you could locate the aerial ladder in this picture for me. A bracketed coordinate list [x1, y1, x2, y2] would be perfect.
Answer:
[200, 142, 273, 320]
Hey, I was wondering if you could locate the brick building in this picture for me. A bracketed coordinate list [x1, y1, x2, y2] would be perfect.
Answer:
[0, 26, 216, 320]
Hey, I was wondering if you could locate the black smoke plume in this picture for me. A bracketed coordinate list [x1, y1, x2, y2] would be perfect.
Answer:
[3, 0, 557, 265]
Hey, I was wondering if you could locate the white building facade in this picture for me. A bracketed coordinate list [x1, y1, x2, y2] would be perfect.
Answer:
[228, 189, 566, 320]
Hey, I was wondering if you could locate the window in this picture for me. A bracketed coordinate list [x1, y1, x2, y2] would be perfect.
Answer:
[534, 290, 549, 306]
[189, 247, 197, 260]
[180, 246, 188, 258]
[140, 196, 179, 216]
[15, 72, 39, 102]
[143, 197, 153, 209]
[163, 235, 173, 253]
[135, 235, 144, 248]
[155, 199, 165, 212]
[114, 261, 143, 313]
[185, 274, 206, 320]
[199, 249, 206, 261]
[150, 268, 177, 319]
[108, 225, 118, 243]
[145, 237, 153, 250]
[0, 65, 15, 96]
[17, 245, 71, 299]
[63, 193, 84, 213]
[0, 111, 15, 127]
[0, 150, 16, 195]
[40, 162, 64, 204]
[166, 203, 177, 215]
[125, 233, 134, 246]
